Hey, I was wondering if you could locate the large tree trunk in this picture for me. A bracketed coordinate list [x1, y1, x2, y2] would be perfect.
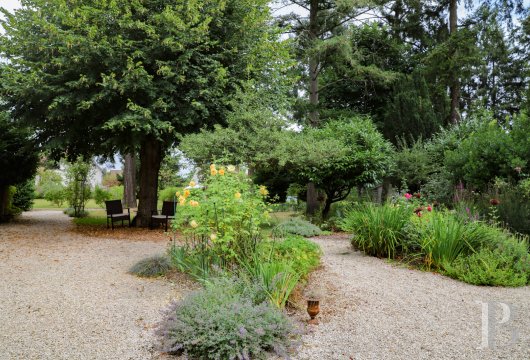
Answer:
[306, 182, 320, 218]
[122, 153, 137, 208]
[306, 0, 320, 217]
[136, 137, 162, 227]
[449, 0, 460, 124]
[0, 185, 9, 221]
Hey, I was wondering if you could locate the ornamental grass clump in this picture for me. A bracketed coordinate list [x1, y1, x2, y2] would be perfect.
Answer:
[129, 255, 172, 278]
[156, 277, 295, 359]
[340, 203, 410, 258]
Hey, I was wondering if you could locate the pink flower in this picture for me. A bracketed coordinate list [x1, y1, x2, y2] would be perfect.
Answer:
[427, 206, 432, 212]
[404, 193, 412, 200]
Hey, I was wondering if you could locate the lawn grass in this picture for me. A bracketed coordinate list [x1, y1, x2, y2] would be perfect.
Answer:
[33, 198, 102, 209]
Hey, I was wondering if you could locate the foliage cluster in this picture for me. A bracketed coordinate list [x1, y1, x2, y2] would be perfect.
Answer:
[155, 277, 294, 360]
[273, 218, 322, 238]
[340, 195, 530, 287]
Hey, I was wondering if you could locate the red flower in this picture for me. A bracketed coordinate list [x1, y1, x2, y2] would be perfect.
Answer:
[490, 198, 500, 206]
[414, 193, 421, 199]
[427, 206, 432, 212]
[417, 211, 422, 217]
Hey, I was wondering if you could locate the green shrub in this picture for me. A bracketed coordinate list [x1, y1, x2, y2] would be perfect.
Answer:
[156, 277, 294, 359]
[445, 245, 529, 287]
[44, 185, 66, 207]
[129, 255, 172, 277]
[107, 185, 124, 201]
[340, 203, 410, 258]
[12, 179, 35, 211]
[93, 186, 111, 208]
[172, 167, 270, 267]
[273, 218, 322, 238]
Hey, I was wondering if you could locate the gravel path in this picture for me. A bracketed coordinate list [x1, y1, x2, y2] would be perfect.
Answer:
[0, 211, 193, 360]
[295, 235, 530, 360]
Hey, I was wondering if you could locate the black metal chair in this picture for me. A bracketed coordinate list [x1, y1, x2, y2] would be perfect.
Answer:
[150, 200, 176, 231]
[105, 200, 131, 229]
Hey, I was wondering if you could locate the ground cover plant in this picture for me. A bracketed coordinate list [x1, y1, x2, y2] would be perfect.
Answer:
[340, 193, 530, 286]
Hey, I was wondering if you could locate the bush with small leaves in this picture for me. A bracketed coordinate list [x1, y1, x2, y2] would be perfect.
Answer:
[273, 218, 322, 238]
[156, 277, 295, 359]
[129, 255, 172, 278]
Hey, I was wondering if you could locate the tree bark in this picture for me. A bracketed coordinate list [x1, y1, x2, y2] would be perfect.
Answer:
[306, 182, 320, 218]
[136, 137, 162, 227]
[0, 185, 9, 221]
[449, 0, 460, 123]
[122, 153, 137, 208]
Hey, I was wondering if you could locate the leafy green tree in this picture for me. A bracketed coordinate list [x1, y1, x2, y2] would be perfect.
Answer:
[274, 117, 395, 217]
[0, 111, 39, 220]
[0, 0, 291, 226]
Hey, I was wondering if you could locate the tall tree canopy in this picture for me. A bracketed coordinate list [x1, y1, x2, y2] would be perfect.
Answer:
[0, 0, 291, 225]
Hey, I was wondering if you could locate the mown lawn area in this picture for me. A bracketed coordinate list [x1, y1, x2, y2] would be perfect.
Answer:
[33, 198, 102, 209]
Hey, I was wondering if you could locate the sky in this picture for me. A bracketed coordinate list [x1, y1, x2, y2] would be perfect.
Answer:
[1, 0, 20, 14]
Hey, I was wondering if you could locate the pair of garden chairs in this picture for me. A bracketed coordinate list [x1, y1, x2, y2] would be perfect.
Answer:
[104, 200, 176, 231]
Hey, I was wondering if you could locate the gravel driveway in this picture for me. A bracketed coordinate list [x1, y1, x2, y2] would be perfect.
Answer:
[0, 211, 192, 360]
[2, 213, 529, 360]
[295, 235, 530, 360]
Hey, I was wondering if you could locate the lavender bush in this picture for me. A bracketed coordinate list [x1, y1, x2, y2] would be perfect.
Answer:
[156, 277, 295, 359]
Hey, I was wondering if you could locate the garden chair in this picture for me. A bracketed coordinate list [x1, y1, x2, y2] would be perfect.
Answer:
[150, 200, 176, 231]
[105, 200, 131, 229]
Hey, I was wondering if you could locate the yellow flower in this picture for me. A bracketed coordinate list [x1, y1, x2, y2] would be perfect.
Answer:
[227, 165, 236, 173]
[190, 200, 199, 207]
[175, 191, 181, 197]
[190, 220, 198, 228]
[211, 168, 218, 176]
[210, 233, 217, 241]
[259, 185, 268, 197]
[218, 168, 225, 176]
[178, 196, 186, 206]
[210, 164, 216, 171]
[183, 189, 191, 198]
[189, 181, 196, 187]
[234, 192, 241, 199]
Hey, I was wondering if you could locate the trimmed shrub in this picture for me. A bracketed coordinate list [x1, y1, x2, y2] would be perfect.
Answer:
[273, 218, 322, 238]
[340, 203, 410, 258]
[129, 255, 172, 277]
[156, 277, 294, 359]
